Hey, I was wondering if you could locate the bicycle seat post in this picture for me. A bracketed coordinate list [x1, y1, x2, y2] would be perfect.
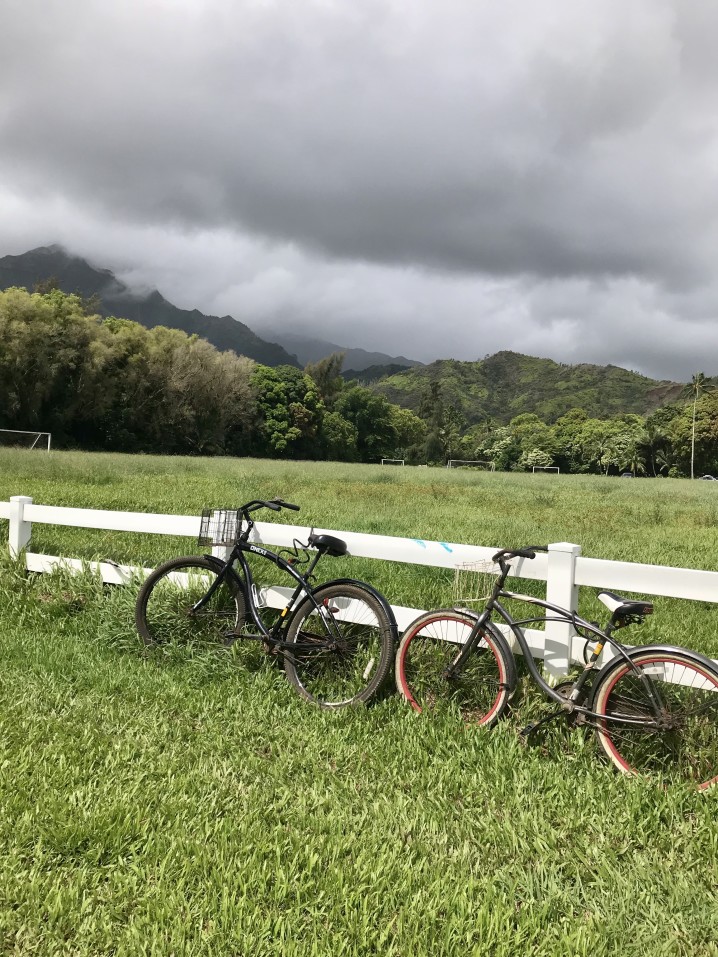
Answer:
[304, 548, 324, 579]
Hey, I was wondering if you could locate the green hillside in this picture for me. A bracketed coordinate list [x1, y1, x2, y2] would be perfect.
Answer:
[371, 351, 684, 424]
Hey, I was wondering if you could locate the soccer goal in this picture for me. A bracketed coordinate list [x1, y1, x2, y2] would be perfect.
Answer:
[0, 429, 52, 451]
[447, 460, 495, 471]
[532, 466, 559, 474]
[381, 458, 405, 466]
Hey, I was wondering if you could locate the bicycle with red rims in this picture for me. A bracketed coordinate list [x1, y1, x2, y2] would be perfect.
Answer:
[396, 546, 718, 789]
[135, 498, 397, 709]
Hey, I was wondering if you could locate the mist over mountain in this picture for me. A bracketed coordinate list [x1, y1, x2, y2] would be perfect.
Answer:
[0, 246, 426, 373]
[263, 328, 423, 373]
[0, 245, 299, 368]
[0, 245, 698, 446]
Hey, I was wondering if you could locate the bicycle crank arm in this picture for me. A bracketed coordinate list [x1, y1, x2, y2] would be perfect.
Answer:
[519, 708, 567, 740]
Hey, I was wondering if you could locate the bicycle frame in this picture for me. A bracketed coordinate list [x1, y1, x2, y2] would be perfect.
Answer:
[453, 586, 667, 728]
[193, 539, 339, 650]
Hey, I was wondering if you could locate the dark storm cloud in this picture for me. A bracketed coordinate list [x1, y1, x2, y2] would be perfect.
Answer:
[1, 0, 718, 379]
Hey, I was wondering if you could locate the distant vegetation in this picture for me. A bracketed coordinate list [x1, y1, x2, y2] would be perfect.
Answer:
[372, 352, 683, 423]
[0, 288, 421, 461]
[1, 286, 716, 475]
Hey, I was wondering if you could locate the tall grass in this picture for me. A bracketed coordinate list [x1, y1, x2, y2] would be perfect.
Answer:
[1, 450, 717, 955]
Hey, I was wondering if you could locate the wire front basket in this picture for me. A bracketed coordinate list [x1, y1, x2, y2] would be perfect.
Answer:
[452, 560, 502, 605]
[198, 509, 242, 547]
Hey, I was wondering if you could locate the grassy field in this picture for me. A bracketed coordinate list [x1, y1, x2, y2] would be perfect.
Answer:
[1, 450, 717, 955]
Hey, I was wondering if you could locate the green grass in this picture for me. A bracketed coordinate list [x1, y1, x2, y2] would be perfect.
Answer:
[1, 450, 718, 955]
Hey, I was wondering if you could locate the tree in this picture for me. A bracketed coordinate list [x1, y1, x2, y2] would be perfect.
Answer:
[681, 373, 714, 479]
[477, 427, 518, 471]
[576, 418, 618, 474]
[389, 406, 427, 460]
[439, 405, 467, 460]
[252, 365, 324, 457]
[305, 352, 346, 408]
[640, 418, 669, 477]
[603, 429, 647, 476]
[334, 387, 398, 461]
[418, 380, 443, 429]
[667, 391, 718, 478]
[509, 413, 559, 463]
[320, 411, 358, 461]
[552, 409, 589, 472]
[519, 449, 554, 470]
[422, 430, 445, 465]
[0, 287, 111, 445]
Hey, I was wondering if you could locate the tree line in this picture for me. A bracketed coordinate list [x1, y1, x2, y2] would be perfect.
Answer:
[0, 286, 713, 475]
[0, 287, 423, 460]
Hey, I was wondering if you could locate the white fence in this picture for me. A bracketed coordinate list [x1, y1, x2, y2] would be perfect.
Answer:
[2, 494, 718, 677]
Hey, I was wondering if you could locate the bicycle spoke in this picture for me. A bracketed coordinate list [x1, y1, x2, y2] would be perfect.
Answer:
[594, 652, 718, 789]
[396, 610, 513, 726]
[284, 585, 394, 707]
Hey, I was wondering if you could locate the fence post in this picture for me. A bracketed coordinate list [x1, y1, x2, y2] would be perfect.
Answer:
[543, 542, 581, 680]
[9, 495, 33, 559]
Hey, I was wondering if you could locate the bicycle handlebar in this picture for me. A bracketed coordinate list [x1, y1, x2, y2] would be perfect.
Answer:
[491, 545, 549, 563]
[240, 498, 301, 515]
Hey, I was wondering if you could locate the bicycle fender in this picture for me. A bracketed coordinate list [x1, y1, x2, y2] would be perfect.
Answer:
[483, 620, 518, 694]
[312, 577, 399, 643]
[587, 643, 718, 710]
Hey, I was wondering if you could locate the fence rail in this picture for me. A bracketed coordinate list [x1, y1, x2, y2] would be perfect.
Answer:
[3, 495, 718, 677]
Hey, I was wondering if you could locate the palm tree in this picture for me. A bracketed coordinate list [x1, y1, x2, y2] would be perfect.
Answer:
[641, 421, 667, 477]
[682, 373, 711, 479]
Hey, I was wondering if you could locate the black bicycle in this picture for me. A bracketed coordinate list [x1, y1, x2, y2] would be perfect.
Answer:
[396, 547, 718, 789]
[135, 498, 397, 708]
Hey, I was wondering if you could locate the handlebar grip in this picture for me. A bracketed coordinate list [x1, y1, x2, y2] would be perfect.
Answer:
[274, 499, 300, 511]
[491, 545, 548, 562]
[264, 501, 281, 512]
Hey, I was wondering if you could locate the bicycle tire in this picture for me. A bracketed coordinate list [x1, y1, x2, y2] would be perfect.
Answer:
[395, 609, 516, 726]
[591, 648, 718, 790]
[135, 555, 247, 648]
[283, 582, 395, 708]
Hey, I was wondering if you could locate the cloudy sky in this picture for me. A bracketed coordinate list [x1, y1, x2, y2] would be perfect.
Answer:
[1, 0, 717, 379]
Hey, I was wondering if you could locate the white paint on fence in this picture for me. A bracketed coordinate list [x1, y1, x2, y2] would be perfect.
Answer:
[3, 494, 718, 677]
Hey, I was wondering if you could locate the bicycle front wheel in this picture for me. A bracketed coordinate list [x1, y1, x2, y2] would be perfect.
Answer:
[283, 583, 395, 708]
[395, 609, 515, 726]
[591, 649, 718, 790]
[135, 556, 246, 646]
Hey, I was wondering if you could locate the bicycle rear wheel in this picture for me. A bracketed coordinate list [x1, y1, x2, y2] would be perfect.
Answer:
[396, 609, 515, 726]
[135, 556, 246, 647]
[283, 583, 395, 708]
[591, 649, 718, 790]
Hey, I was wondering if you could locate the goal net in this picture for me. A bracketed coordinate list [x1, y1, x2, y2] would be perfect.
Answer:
[447, 460, 495, 471]
[0, 429, 52, 451]
[532, 466, 559, 474]
[381, 458, 405, 465]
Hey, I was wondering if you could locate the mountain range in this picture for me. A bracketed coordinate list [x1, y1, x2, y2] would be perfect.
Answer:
[372, 353, 683, 424]
[0, 244, 687, 424]
[0, 246, 418, 372]
[262, 328, 422, 374]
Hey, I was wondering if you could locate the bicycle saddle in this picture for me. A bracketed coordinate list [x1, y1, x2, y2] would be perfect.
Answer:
[598, 591, 654, 618]
[308, 532, 348, 557]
